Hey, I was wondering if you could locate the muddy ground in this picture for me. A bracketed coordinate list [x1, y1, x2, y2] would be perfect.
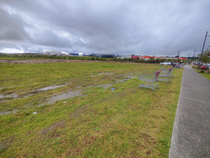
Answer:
[0, 59, 98, 64]
[0, 71, 140, 115]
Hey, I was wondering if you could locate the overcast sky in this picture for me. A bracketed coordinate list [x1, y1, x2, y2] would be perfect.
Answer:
[0, 0, 210, 56]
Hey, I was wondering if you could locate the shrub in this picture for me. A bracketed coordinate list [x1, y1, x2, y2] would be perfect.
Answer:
[200, 70, 205, 73]
[207, 70, 210, 74]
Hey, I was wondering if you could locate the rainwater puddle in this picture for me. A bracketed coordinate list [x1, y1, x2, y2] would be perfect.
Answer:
[38, 84, 66, 91]
[115, 75, 136, 83]
[0, 93, 18, 99]
[0, 100, 9, 103]
[90, 73, 112, 77]
[0, 109, 18, 115]
[90, 73, 104, 77]
[38, 89, 82, 106]
[96, 84, 113, 89]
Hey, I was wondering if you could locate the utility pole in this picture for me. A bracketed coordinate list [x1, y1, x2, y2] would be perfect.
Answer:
[200, 31, 208, 63]
[193, 49, 196, 57]
[193, 49, 196, 60]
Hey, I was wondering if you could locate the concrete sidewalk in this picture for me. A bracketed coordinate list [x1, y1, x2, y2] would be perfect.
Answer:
[170, 65, 210, 158]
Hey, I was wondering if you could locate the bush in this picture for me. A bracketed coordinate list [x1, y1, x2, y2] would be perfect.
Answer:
[207, 70, 210, 74]
[200, 70, 205, 73]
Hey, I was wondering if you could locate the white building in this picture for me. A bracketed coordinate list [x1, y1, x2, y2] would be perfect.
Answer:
[45, 50, 61, 56]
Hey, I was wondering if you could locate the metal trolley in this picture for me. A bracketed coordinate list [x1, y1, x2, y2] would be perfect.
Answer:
[138, 70, 162, 92]
[158, 67, 174, 84]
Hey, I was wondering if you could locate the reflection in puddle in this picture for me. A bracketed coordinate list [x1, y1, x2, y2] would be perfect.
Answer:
[38, 84, 66, 91]
[90, 73, 113, 77]
[0, 109, 18, 115]
[0, 93, 18, 99]
[0, 100, 9, 103]
[96, 84, 113, 89]
[38, 89, 82, 106]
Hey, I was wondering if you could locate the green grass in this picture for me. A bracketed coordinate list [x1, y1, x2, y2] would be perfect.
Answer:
[0, 61, 183, 157]
[193, 69, 210, 81]
[200, 73, 210, 80]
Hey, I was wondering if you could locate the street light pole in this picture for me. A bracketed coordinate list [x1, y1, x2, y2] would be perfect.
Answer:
[193, 49, 196, 58]
[200, 31, 208, 63]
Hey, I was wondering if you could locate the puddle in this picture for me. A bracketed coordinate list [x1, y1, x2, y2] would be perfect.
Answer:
[38, 85, 66, 91]
[0, 89, 83, 115]
[0, 100, 10, 103]
[0, 109, 18, 115]
[96, 84, 113, 89]
[0, 93, 18, 99]
[115, 75, 136, 83]
[38, 89, 82, 106]
[90, 73, 112, 77]
[90, 73, 103, 77]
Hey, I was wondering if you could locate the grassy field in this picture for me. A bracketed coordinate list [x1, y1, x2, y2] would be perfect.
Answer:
[0, 61, 183, 157]
[193, 68, 210, 81]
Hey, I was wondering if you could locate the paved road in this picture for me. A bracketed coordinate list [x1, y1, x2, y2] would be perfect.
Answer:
[170, 65, 210, 158]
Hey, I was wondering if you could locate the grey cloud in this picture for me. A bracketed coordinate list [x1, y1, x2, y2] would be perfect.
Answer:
[0, 7, 29, 41]
[0, 0, 210, 56]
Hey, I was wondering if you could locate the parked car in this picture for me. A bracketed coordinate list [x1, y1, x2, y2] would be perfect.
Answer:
[193, 62, 199, 65]
[199, 64, 210, 70]
[172, 62, 180, 68]
[160, 62, 171, 65]
[206, 64, 210, 70]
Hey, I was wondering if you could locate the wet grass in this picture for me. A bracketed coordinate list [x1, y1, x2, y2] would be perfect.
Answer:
[0, 61, 183, 157]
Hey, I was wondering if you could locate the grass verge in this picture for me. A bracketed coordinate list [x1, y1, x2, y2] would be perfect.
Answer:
[193, 68, 210, 81]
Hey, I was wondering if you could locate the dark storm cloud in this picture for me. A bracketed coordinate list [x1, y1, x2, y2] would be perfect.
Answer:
[0, 0, 210, 56]
[0, 7, 29, 41]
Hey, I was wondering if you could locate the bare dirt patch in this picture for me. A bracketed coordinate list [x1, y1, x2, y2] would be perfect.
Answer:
[0, 136, 15, 149]
[0, 59, 97, 64]
[40, 120, 66, 135]
[70, 105, 92, 119]
[0, 59, 66, 64]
